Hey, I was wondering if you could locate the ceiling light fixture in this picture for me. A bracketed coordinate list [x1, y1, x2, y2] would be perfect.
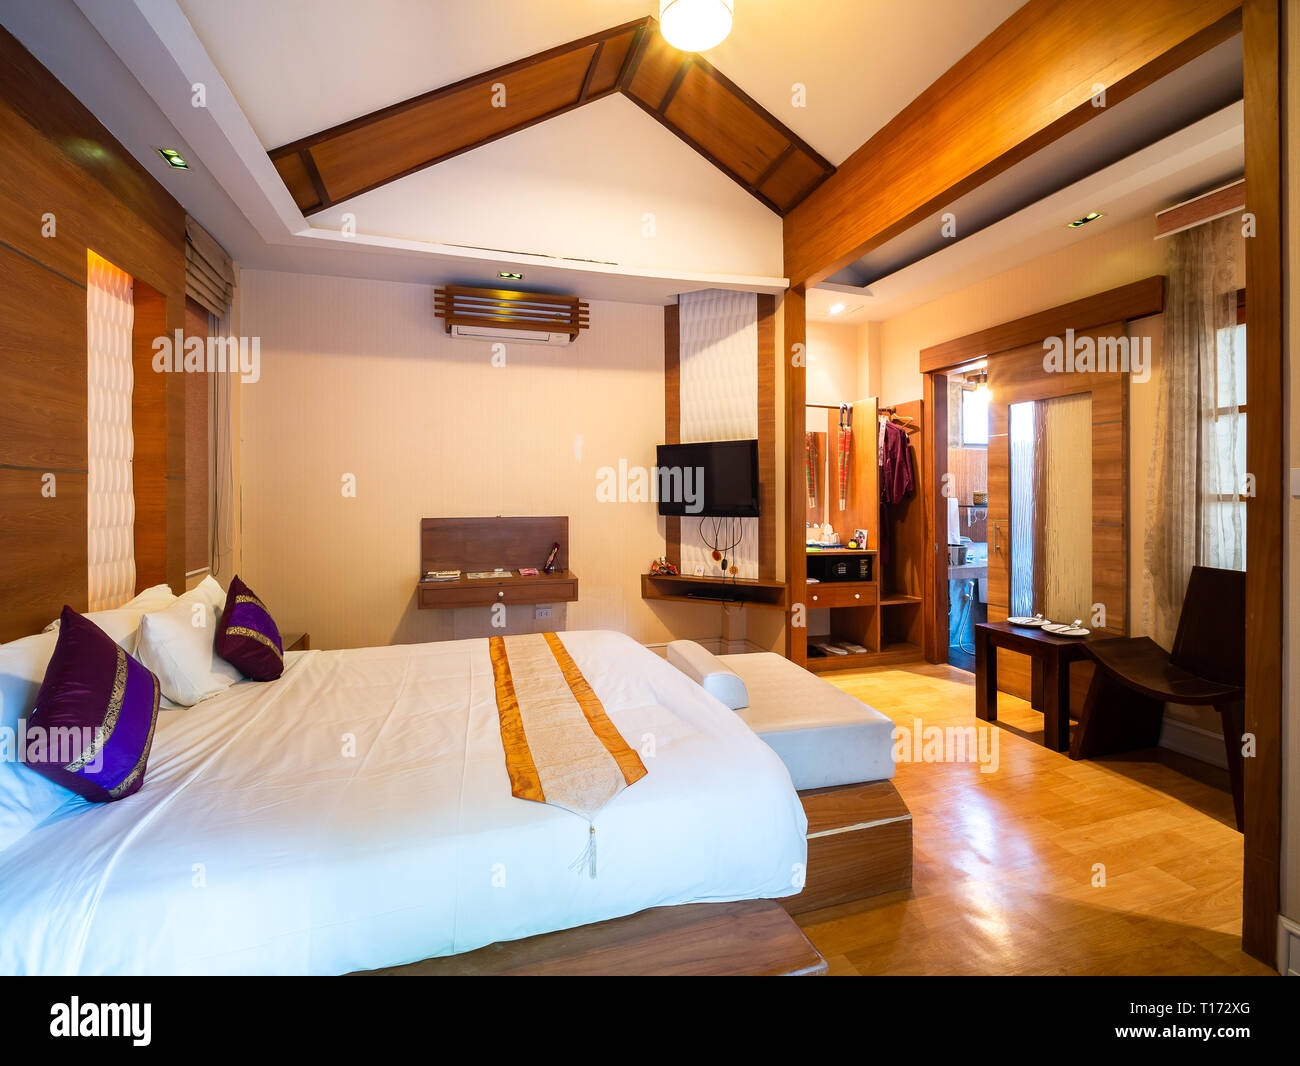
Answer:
[659, 0, 734, 52]
[156, 148, 189, 169]
[828, 302, 846, 315]
[498, 271, 524, 280]
[1067, 211, 1103, 229]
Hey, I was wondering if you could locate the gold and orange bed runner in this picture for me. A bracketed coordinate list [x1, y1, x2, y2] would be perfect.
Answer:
[488, 633, 647, 873]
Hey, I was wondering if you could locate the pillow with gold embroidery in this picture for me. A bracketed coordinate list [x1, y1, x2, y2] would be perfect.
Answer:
[215, 575, 283, 681]
[22, 606, 161, 802]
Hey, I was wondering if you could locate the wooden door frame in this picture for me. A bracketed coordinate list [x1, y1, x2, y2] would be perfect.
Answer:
[918, 278, 1167, 667]
[782, 0, 1284, 967]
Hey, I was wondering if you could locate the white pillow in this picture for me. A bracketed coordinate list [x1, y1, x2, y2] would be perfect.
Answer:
[135, 596, 241, 706]
[666, 640, 750, 709]
[180, 575, 226, 611]
[122, 583, 179, 613]
[0, 631, 89, 852]
[41, 583, 179, 654]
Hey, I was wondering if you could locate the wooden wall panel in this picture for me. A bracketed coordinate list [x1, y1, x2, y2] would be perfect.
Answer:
[1240, 0, 1283, 965]
[757, 294, 776, 578]
[0, 26, 186, 636]
[663, 303, 680, 570]
[783, 0, 1241, 285]
[0, 246, 86, 469]
[783, 287, 807, 663]
[0, 471, 88, 641]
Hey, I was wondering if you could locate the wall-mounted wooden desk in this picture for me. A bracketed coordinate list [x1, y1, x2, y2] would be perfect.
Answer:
[641, 572, 787, 609]
[417, 516, 578, 610]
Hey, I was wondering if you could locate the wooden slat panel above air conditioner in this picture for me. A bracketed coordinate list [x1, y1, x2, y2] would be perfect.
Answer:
[434, 286, 590, 338]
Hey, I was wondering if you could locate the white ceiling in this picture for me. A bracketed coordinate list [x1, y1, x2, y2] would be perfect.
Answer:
[176, 0, 1025, 163]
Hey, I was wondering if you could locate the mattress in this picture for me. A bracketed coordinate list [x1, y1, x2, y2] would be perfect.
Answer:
[0, 632, 806, 975]
[717, 652, 896, 790]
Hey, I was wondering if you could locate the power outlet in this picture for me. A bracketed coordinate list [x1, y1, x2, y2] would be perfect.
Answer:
[534, 605, 553, 620]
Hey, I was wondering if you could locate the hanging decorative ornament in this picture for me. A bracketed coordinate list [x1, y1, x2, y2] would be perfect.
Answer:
[659, 0, 734, 53]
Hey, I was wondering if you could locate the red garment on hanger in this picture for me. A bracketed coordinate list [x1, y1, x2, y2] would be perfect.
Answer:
[878, 420, 915, 565]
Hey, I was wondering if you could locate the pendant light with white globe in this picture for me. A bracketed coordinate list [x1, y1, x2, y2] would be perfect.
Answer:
[659, 0, 734, 52]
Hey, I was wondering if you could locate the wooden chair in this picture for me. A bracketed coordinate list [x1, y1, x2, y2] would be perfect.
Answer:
[1069, 566, 1245, 830]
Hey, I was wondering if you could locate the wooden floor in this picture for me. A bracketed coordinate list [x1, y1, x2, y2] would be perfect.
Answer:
[799, 662, 1274, 976]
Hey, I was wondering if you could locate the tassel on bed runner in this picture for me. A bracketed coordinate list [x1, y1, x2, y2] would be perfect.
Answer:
[568, 825, 598, 879]
[488, 633, 645, 877]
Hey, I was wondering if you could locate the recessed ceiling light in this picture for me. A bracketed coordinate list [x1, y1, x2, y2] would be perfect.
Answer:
[498, 271, 524, 280]
[1067, 211, 1103, 229]
[156, 148, 189, 169]
[660, 0, 734, 52]
[828, 302, 846, 315]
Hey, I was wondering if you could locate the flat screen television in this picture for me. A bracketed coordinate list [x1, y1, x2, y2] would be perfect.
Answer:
[655, 439, 760, 517]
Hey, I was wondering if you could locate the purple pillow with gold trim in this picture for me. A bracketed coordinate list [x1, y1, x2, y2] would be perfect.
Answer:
[23, 606, 161, 803]
[216, 575, 283, 681]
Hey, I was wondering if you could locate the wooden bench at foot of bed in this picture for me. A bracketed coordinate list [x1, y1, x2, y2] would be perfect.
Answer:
[353, 900, 827, 976]
[786, 779, 913, 915]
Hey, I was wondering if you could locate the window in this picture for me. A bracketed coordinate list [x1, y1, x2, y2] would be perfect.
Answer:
[961, 386, 989, 446]
[1204, 319, 1246, 569]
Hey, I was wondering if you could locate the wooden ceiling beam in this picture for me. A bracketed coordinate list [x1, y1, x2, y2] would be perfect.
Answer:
[267, 17, 834, 218]
[781, 0, 1244, 287]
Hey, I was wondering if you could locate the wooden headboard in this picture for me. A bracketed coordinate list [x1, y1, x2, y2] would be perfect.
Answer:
[0, 29, 186, 641]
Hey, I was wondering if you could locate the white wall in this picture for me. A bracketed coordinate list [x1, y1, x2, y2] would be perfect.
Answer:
[309, 95, 785, 280]
[233, 269, 725, 651]
[806, 321, 864, 405]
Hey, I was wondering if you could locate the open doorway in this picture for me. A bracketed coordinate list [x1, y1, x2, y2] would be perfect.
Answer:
[944, 367, 989, 670]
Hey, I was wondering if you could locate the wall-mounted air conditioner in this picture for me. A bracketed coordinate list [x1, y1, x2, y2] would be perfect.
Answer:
[435, 286, 589, 346]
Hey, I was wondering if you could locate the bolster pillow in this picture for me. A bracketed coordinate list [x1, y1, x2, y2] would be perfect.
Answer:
[666, 640, 749, 709]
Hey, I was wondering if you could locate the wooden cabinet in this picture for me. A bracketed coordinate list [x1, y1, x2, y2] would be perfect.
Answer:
[807, 582, 874, 609]
[419, 571, 578, 610]
[416, 516, 578, 611]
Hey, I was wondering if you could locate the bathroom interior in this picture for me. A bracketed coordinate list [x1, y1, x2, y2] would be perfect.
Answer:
[946, 368, 989, 671]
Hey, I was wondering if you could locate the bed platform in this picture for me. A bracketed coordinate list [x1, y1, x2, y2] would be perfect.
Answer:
[354, 900, 827, 976]
[790, 779, 912, 914]
[672, 644, 914, 915]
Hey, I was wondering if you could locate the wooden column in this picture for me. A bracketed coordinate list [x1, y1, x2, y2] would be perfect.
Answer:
[784, 287, 807, 664]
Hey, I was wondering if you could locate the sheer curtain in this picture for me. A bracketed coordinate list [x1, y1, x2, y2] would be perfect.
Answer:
[1144, 216, 1244, 648]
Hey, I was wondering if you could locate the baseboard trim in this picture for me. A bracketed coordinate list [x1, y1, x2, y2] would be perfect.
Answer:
[1280, 915, 1300, 976]
[1158, 716, 1227, 770]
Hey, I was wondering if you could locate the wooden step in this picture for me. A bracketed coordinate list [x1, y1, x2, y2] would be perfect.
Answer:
[354, 899, 827, 976]
[785, 779, 913, 915]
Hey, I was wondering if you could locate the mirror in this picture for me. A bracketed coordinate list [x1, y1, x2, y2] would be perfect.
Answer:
[1009, 393, 1093, 622]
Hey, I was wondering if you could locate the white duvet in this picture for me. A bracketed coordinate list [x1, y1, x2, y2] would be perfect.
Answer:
[0, 631, 807, 975]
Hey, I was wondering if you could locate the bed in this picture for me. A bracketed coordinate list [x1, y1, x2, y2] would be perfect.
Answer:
[0, 630, 807, 976]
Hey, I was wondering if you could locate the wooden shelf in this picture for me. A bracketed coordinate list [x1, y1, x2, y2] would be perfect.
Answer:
[419, 569, 578, 609]
[418, 516, 577, 609]
[879, 594, 923, 606]
[806, 642, 922, 671]
[806, 547, 876, 556]
[641, 573, 787, 610]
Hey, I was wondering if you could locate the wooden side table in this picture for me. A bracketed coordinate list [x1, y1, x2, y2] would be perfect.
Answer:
[974, 621, 1096, 752]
